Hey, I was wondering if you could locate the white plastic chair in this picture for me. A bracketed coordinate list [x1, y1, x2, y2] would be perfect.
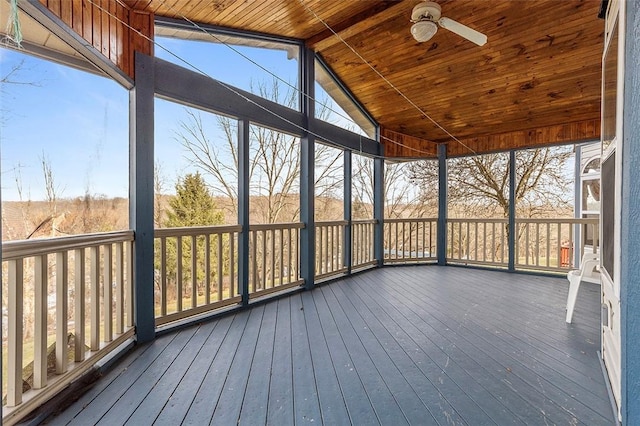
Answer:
[566, 252, 600, 323]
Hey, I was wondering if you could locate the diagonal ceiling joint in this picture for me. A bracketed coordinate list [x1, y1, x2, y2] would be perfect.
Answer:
[305, 1, 399, 48]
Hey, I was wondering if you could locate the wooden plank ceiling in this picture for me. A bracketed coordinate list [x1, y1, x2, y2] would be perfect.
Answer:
[123, 0, 604, 157]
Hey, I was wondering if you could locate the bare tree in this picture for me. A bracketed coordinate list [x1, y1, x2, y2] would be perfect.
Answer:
[408, 146, 573, 218]
[176, 78, 343, 224]
[154, 161, 168, 227]
[40, 151, 62, 215]
[351, 156, 437, 219]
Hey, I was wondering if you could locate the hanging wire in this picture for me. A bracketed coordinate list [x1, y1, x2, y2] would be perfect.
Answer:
[88, 0, 438, 159]
[297, 0, 477, 155]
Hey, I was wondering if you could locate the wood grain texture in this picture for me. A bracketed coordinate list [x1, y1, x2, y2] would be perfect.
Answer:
[38, 0, 153, 79]
[119, 0, 602, 155]
[46, 266, 614, 425]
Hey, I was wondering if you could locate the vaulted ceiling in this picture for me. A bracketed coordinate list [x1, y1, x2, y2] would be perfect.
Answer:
[22, 0, 605, 157]
[122, 0, 603, 157]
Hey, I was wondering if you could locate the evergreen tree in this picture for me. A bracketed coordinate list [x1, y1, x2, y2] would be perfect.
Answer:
[165, 172, 223, 227]
[162, 173, 225, 300]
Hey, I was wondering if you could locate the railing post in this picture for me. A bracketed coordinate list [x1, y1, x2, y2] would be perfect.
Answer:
[238, 119, 250, 305]
[573, 146, 582, 268]
[437, 144, 448, 265]
[374, 157, 385, 266]
[301, 46, 315, 289]
[344, 150, 353, 274]
[508, 150, 517, 272]
[7, 259, 24, 406]
[130, 52, 155, 342]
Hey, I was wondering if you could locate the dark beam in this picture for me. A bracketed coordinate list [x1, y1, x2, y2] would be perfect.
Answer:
[305, 1, 398, 48]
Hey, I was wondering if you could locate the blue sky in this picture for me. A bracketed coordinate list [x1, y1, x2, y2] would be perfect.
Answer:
[1, 35, 354, 201]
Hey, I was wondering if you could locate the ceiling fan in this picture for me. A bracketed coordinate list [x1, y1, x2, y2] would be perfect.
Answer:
[410, 1, 487, 46]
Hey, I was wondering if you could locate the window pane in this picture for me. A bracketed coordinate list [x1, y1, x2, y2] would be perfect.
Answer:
[1, 48, 128, 239]
[156, 30, 299, 110]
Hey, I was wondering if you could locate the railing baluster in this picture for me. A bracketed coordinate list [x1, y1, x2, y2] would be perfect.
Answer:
[535, 223, 540, 267]
[205, 234, 211, 305]
[568, 222, 574, 268]
[516, 223, 530, 265]
[161, 236, 167, 317]
[176, 236, 183, 312]
[546, 224, 551, 268]
[230, 232, 236, 297]
[251, 230, 257, 292]
[262, 230, 267, 290]
[218, 232, 223, 301]
[75, 249, 86, 362]
[191, 235, 197, 309]
[90, 246, 99, 351]
[115, 243, 124, 335]
[103, 244, 112, 343]
[287, 228, 292, 283]
[7, 259, 24, 406]
[474, 222, 478, 262]
[483, 222, 487, 262]
[126, 240, 133, 328]
[500, 222, 504, 263]
[280, 228, 284, 286]
[56, 251, 69, 373]
[556, 224, 561, 269]
[34, 255, 48, 389]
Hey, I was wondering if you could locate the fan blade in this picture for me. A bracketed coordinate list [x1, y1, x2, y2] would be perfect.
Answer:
[438, 17, 487, 46]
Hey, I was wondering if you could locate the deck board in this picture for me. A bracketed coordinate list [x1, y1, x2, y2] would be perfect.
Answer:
[46, 266, 613, 425]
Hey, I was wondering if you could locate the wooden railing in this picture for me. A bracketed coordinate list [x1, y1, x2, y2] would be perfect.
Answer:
[315, 221, 347, 279]
[248, 223, 304, 297]
[447, 218, 509, 267]
[352, 219, 377, 268]
[445, 217, 600, 272]
[154, 225, 242, 326]
[384, 218, 437, 263]
[515, 218, 599, 272]
[2, 231, 135, 423]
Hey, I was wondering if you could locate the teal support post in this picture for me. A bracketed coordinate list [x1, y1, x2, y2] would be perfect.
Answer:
[344, 151, 353, 274]
[300, 46, 315, 289]
[437, 144, 447, 265]
[129, 52, 155, 343]
[373, 157, 384, 266]
[508, 150, 516, 272]
[238, 120, 250, 305]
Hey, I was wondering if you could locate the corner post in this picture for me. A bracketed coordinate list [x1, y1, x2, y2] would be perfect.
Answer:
[621, 0, 640, 421]
[344, 150, 353, 274]
[437, 144, 448, 265]
[373, 156, 384, 266]
[508, 150, 516, 272]
[300, 46, 315, 289]
[238, 119, 250, 305]
[129, 52, 155, 343]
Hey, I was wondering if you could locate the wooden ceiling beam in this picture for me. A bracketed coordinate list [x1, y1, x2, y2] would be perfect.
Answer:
[306, 1, 409, 51]
[446, 119, 601, 157]
[384, 119, 600, 159]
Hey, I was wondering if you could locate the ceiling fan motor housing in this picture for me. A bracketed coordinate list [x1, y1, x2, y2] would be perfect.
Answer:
[411, 1, 442, 22]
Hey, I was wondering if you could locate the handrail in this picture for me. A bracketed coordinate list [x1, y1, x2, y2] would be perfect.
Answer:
[2, 230, 134, 418]
[155, 225, 241, 238]
[249, 222, 305, 231]
[2, 230, 134, 260]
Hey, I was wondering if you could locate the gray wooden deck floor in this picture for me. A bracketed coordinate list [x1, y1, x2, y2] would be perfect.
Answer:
[46, 266, 613, 425]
